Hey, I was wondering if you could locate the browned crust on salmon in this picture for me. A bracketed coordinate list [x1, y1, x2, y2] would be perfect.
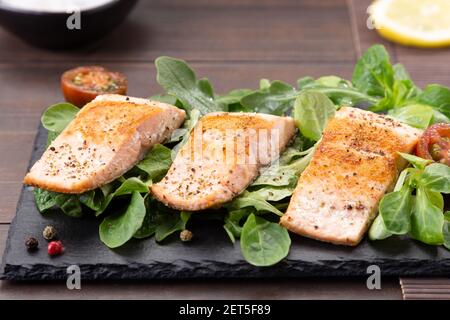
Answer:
[281, 107, 422, 246]
[281, 145, 398, 246]
[24, 95, 185, 194]
[151, 112, 297, 211]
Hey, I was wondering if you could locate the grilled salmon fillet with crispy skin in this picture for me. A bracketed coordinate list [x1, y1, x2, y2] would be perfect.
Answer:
[151, 112, 296, 211]
[24, 94, 185, 194]
[280, 107, 422, 246]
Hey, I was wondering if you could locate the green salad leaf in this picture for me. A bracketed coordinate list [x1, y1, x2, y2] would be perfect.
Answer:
[227, 191, 284, 216]
[100, 191, 146, 248]
[370, 155, 449, 249]
[223, 208, 253, 243]
[369, 168, 411, 241]
[249, 185, 293, 202]
[155, 56, 222, 115]
[95, 177, 149, 216]
[425, 189, 444, 211]
[410, 187, 444, 245]
[443, 212, 450, 250]
[352, 44, 394, 98]
[136, 144, 173, 181]
[217, 89, 253, 113]
[197, 77, 215, 99]
[314, 75, 351, 88]
[155, 211, 191, 242]
[79, 190, 103, 211]
[54, 194, 83, 218]
[420, 163, 450, 194]
[398, 152, 432, 170]
[41, 103, 79, 133]
[240, 214, 291, 267]
[376, 79, 420, 111]
[46, 131, 59, 146]
[298, 75, 378, 107]
[33, 188, 57, 212]
[393, 63, 412, 81]
[252, 144, 315, 187]
[293, 91, 335, 141]
[240, 80, 296, 115]
[388, 104, 434, 129]
[134, 197, 158, 239]
[149, 93, 179, 106]
[431, 110, 450, 124]
[170, 109, 201, 154]
[259, 79, 271, 90]
[113, 178, 149, 196]
[416, 84, 450, 118]
[368, 214, 392, 240]
[379, 186, 412, 234]
[307, 86, 379, 107]
[251, 166, 297, 187]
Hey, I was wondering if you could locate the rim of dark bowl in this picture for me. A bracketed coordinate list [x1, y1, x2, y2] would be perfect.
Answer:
[0, 0, 124, 15]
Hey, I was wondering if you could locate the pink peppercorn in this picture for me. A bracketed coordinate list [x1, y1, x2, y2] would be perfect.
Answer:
[47, 240, 64, 256]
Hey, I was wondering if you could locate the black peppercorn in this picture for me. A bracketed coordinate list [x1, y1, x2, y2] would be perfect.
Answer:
[25, 237, 39, 251]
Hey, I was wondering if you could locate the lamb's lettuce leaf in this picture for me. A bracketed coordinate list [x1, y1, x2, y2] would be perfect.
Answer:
[155, 56, 222, 115]
[293, 91, 335, 141]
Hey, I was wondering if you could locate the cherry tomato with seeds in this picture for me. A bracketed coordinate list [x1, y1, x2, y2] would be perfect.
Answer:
[61, 66, 127, 107]
[416, 123, 450, 166]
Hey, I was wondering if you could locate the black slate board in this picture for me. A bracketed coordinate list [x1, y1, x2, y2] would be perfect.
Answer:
[1, 125, 450, 280]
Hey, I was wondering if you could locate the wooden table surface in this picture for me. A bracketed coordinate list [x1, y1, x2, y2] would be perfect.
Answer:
[0, 0, 448, 300]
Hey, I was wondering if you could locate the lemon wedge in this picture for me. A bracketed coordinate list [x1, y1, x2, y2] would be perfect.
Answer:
[369, 0, 450, 48]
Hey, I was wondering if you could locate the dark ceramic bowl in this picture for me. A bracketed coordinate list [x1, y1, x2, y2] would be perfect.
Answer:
[0, 0, 138, 49]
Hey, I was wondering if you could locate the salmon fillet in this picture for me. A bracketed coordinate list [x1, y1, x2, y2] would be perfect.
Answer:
[280, 107, 422, 246]
[24, 94, 185, 193]
[151, 112, 296, 211]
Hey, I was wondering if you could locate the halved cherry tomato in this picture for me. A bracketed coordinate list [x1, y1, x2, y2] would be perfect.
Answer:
[61, 66, 127, 107]
[416, 123, 450, 166]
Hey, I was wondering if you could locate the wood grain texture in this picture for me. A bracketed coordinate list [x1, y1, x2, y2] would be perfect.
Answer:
[0, 183, 24, 224]
[347, 0, 396, 59]
[0, 260, 402, 300]
[0, 0, 355, 63]
[0, 133, 35, 182]
[0, 278, 402, 300]
[400, 278, 450, 300]
[392, 49, 450, 87]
